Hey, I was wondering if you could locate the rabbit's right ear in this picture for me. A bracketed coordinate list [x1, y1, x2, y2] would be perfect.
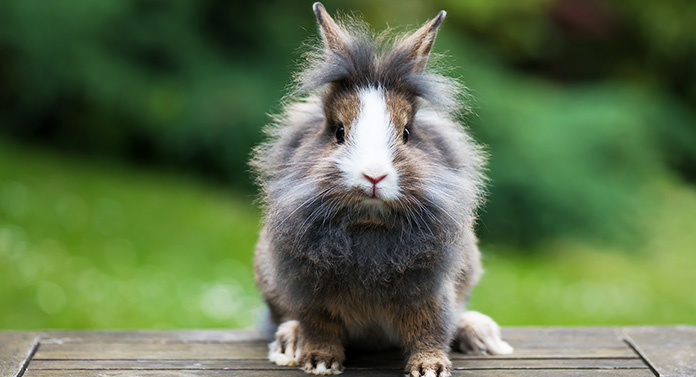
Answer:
[313, 2, 348, 53]
[394, 10, 446, 74]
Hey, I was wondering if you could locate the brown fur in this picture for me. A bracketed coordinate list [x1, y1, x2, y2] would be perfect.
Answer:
[252, 4, 512, 377]
[385, 90, 417, 131]
[324, 83, 360, 133]
[313, 2, 347, 54]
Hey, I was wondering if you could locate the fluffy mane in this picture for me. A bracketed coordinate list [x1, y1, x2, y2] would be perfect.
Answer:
[251, 7, 513, 376]
[293, 16, 467, 116]
[252, 8, 487, 232]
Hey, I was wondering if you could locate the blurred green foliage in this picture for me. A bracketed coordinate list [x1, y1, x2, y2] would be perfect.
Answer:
[0, 141, 262, 328]
[1, 0, 695, 245]
[2, 141, 694, 328]
[1, 1, 695, 328]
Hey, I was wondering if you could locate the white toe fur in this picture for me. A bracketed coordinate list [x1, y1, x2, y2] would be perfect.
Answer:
[307, 360, 343, 375]
[269, 346, 294, 366]
[315, 362, 328, 374]
[456, 311, 513, 355]
[268, 320, 302, 366]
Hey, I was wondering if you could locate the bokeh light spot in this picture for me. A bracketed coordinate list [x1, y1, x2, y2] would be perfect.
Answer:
[37, 281, 67, 314]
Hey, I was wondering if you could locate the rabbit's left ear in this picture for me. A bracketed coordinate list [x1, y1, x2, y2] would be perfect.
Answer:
[313, 2, 348, 54]
[396, 11, 446, 73]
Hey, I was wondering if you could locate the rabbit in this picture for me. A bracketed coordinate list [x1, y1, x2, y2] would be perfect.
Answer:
[251, 3, 513, 376]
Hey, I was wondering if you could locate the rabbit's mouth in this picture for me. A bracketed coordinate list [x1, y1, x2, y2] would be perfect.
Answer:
[362, 197, 386, 207]
[355, 197, 391, 223]
[349, 217, 388, 228]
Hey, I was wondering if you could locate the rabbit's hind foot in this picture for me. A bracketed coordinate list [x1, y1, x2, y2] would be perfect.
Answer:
[452, 310, 513, 355]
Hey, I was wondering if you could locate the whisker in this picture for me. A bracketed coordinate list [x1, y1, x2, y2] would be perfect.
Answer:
[273, 184, 336, 231]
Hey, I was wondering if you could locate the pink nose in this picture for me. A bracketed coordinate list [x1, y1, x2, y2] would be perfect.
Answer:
[363, 173, 387, 186]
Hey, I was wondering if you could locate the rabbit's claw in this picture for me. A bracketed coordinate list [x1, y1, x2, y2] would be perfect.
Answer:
[405, 350, 451, 377]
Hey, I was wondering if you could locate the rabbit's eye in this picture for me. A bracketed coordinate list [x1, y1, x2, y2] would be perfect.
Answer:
[402, 127, 410, 144]
[335, 122, 345, 144]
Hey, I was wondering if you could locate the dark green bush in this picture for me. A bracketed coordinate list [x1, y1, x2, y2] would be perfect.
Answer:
[1, 0, 694, 246]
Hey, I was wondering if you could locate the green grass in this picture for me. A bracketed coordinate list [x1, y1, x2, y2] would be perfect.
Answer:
[0, 141, 263, 329]
[473, 181, 696, 326]
[1, 141, 694, 329]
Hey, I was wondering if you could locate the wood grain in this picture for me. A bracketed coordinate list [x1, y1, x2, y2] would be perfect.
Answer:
[32, 341, 637, 361]
[8, 327, 696, 376]
[22, 369, 656, 377]
[0, 332, 40, 377]
[33, 341, 269, 360]
[623, 326, 695, 377]
[39, 330, 268, 344]
[28, 357, 647, 370]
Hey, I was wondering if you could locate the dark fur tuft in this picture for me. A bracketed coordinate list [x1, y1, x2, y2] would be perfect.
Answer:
[250, 6, 509, 376]
[294, 16, 464, 114]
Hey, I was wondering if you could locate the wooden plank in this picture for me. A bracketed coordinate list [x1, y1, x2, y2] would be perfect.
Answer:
[33, 341, 637, 361]
[347, 355, 646, 370]
[38, 328, 622, 345]
[348, 346, 637, 359]
[501, 327, 623, 341]
[22, 369, 656, 377]
[0, 331, 40, 377]
[471, 327, 628, 350]
[451, 371, 654, 377]
[8, 327, 694, 377]
[28, 357, 647, 371]
[622, 326, 696, 377]
[451, 347, 637, 358]
[350, 347, 639, 361]
[455, 358, 645, 370]
[502, 327, 610, 336]
[24, 370, 393, 377]
[504, 339, 628, 348]
[33, 341, 270, 360]
[40, 330, 268, 344]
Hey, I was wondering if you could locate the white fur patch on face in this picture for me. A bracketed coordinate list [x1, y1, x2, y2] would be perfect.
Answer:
[338, 87, 400, 201]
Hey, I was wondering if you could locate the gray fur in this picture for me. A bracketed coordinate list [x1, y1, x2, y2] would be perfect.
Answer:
[250, 5, 503, 376]
[294, 18, 465, 115]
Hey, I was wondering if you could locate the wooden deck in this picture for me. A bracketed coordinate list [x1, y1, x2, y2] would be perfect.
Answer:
[1, 326, 694, 376]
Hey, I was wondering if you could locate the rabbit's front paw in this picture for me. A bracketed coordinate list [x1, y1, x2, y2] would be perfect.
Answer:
[453, 310, 513, 355]
[268, 320, 302, 366]
[405, 350, 451, 377]
[301, 346, 344, 375]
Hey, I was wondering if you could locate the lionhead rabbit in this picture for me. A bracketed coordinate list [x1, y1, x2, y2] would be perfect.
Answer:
[251, 3, 512, 376]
